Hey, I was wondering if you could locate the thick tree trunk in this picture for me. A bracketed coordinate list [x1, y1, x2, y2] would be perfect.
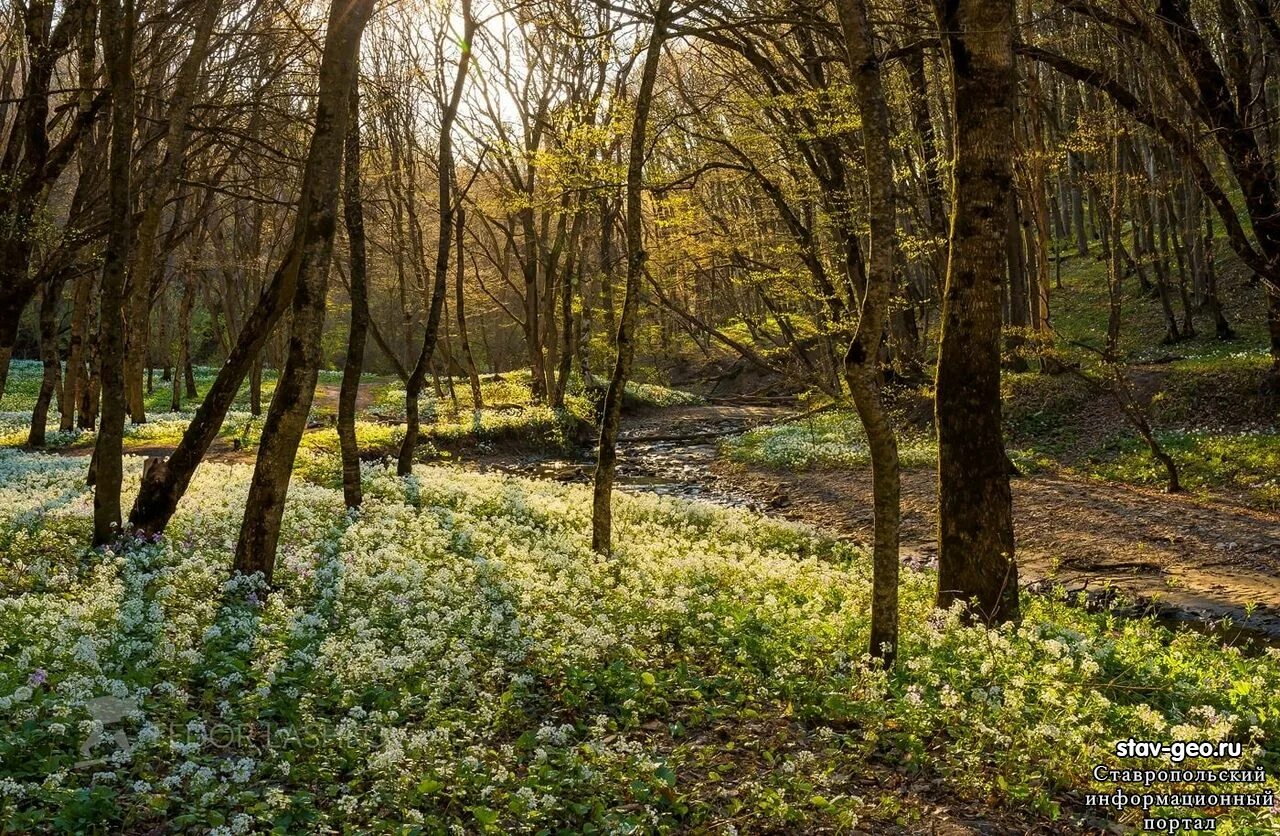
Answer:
[338, 79, 369, 509]
[233, 0, 376, 581]
[592, 0, 671, 556]
[933, 0, 1019, 624]
[835, 0, 901, 665]
[92, 0, 137, 546]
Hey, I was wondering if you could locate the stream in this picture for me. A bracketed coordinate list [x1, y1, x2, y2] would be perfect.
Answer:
[479, 409, 776, 511]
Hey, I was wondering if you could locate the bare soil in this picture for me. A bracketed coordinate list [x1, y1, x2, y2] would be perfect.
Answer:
[716, 460, 1280, 639]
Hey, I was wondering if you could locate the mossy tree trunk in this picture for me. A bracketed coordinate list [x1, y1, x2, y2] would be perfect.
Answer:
[835, 0, 902, 665]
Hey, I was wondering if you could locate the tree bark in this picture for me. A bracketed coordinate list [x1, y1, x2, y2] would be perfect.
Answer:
[455, 205, 484, 409]
[29, 276, 65, 447]
[592, 0, 671, 556]
[233, 0, 376, 581]
[933, 0, 1019, 624]
[92, 0, 137, 547]
[338, 77, 369, 509]
[396, 0, 474, 476]
[835, 0, 902, 665]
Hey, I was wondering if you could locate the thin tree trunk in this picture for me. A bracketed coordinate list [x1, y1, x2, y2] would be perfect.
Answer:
[933, 0, 1020, 624]
[592, 0, 671, 555]
[338, 77, 369, 509]
[455, 205, 483, 409]
[29, 276, 64, 447]
[61, 270, 93, 431]
[123, 0, 222, 423]
[172, 278, 193, 411]
[396, 0, 474, 475]
[836, 0, 901, 665]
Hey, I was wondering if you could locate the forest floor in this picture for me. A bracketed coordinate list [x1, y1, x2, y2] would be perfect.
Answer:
[717, 456, 1280, 642]
[45, 390, 1280, 644]
[539, 402, 1280, 645]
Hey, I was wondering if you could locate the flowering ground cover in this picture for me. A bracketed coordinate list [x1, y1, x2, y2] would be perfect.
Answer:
[1, 450, 1278, 833]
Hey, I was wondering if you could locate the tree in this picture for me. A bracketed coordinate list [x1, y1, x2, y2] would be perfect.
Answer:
[396, 0, 476, 476]
[933, 0, 1020, 624]
[128, 0, 367, 536]
[592, 0, 673, 556]
[835, 0, 902, 663]
[233, 0, 377, 582]
[338, 74, 370, 510]
[92, 0, 138, 546]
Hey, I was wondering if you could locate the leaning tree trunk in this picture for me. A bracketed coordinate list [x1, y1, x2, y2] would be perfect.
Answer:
[395, 0, 474, 476]
[591, 0, 671, 556]
[338, 77, 369, 509]
[130, 0, 372, 538]
[92, 0, 137, 547]
[933, 0, 1020, 624]
[232, 0, 376, 582]
[836, 0, 902, 665]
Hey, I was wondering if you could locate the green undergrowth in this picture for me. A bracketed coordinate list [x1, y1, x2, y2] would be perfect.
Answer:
[0, 452, 1276, 833]
[1083, 431, 1280, 510]
[721, 410, 938, 471]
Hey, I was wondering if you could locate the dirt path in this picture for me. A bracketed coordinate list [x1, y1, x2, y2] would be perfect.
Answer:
[717, 460, 1280, 639]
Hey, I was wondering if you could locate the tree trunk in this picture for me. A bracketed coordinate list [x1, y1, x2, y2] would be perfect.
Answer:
[933, 0, 1019, 624]
[396, 0, 474, 476]
[592, 0, 671, 555]
[338, 78, 369, 509]
[233, 0, 376, 581]
[130, 0, 372, 537]
[123, 0, 222, 423]
[29, 277, 65, 447]
[92, 0, 137, 546]
[836, 0, 902, 665]
[172, 278, 193, 411]
[455, 206, 483, 409]
[61, 270, 94, 431]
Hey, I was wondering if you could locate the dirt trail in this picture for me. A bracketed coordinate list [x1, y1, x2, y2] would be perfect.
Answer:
[717, 460, 1280, 638]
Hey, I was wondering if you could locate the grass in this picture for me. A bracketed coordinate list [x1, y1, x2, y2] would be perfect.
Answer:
[0, 451, 1277, 833]
[1084, 431, 1280, 510]
[721, 242, 1280, 509]
[721, 410, 937, 471]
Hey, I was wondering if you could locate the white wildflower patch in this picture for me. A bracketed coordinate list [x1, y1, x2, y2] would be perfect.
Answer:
[0, 448, 1275, 833]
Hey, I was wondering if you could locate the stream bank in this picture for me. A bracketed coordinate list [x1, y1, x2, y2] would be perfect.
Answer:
[465, 401, 1280, 649]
